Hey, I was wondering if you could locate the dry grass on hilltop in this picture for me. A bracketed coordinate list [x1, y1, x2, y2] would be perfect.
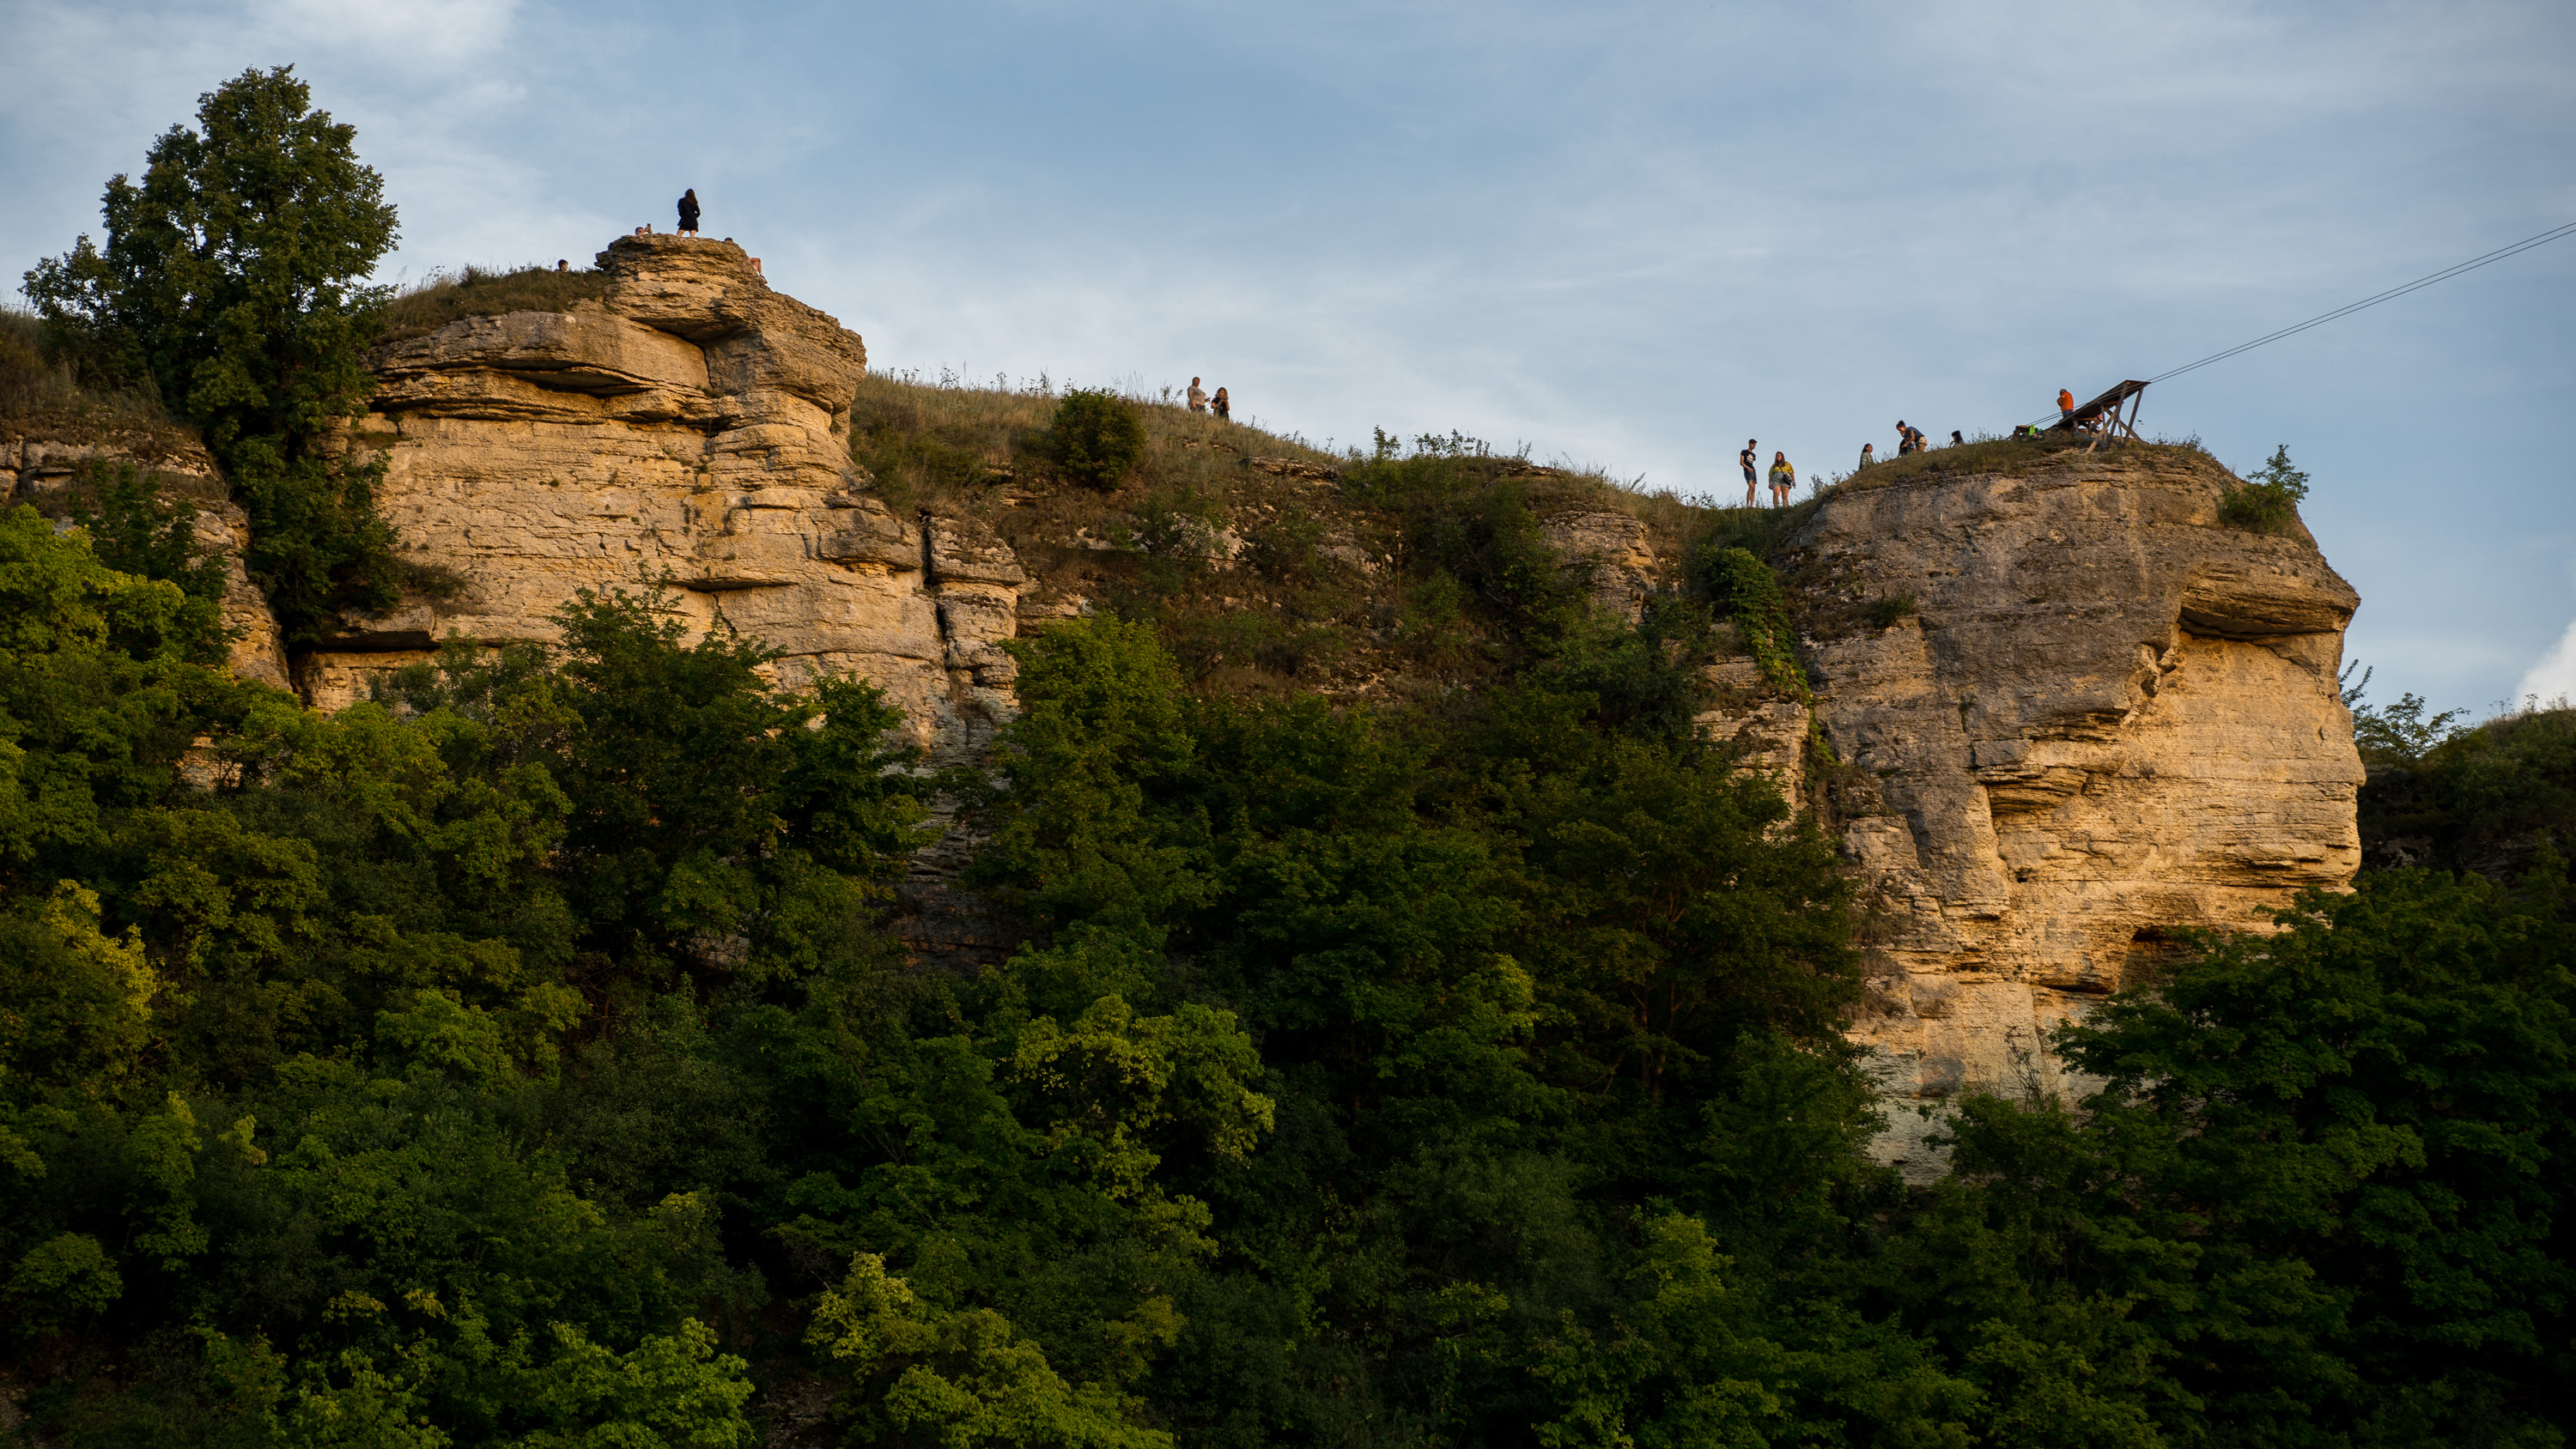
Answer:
[844, 370, 1738, 700]
[374, 264, 611, 347]
[0, 306, 201, 458]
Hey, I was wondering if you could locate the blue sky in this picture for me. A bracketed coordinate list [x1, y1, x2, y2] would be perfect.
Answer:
[5, 0, 2572, 717]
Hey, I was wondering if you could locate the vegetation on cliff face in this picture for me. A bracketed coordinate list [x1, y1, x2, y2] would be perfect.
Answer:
[6, 66, 2562, 1449]
[21, 65, 404, 646]
[4, 471, 2570, 1444]
[2219, 445, 2312, 535]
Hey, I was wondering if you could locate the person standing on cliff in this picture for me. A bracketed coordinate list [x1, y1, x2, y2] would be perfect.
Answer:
[1768, 452, 1795, 506]
[1188, 377, 1207, 413]
[1212, 386, 1231, 421]
[1741, 440, 1759, 506]
[2057, 387, 2075, 429]
[677, 189, 701, 238]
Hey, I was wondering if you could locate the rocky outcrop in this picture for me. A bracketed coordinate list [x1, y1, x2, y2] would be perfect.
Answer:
[1539, 510, 1656, 623]
[244, 234, 2362, 1110]
[2, 426, 291, 691]
[323, 235, 1018, 768]
[1698, 450, 2363, 1176]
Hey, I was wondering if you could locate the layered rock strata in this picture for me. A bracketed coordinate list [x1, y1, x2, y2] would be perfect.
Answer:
[322, 235, 1019, 771]
[1698, 452, 2363, 1175]
[118, 233, 2358, 1114]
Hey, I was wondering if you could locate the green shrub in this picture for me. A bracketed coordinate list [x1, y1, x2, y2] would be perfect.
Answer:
[1692, 543, 1806, 700]
[1051, 387, 1147, 491]
[0, 307, 65, 414]
[2220, 444, 2309, 533]
[1865, 593, 1917, 628]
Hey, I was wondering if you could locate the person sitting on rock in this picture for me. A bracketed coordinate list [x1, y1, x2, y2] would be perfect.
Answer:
[1768, 451, 1795, 506]
[1188, 377, 1207, 413]
[677, 188, 701, 238]
[1212, 386, 1230, 421]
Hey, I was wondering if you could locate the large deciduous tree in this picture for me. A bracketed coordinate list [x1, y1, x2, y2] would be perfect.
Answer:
[23, 64, 403, 642]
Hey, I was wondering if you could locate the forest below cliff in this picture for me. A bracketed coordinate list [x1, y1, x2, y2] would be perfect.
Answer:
[5, 67, 2573, 1449]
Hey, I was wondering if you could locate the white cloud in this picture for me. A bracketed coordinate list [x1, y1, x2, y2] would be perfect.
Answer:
[2518, 618, 2576, 709]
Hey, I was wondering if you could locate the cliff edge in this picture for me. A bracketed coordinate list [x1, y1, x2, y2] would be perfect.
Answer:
[16, 238, 2360, 1167]
[1751, 447, 2363, 1173]
[328, 234, 1021, 774]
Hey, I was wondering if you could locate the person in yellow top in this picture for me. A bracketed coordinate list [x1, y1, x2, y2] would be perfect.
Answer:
[1768, 452, 1795, 506]
[2058, 387, 2075, 427]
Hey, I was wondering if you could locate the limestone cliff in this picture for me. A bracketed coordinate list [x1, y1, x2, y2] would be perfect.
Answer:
[323, 234, 1018, 772]
[70, 235, 2357, 1164]
[1701, 448, 2364, 1175]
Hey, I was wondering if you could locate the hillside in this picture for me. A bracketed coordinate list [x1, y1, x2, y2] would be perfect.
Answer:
[17, 228, 2568, 1449]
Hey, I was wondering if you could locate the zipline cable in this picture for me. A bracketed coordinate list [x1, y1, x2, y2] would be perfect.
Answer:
[2026, 219, 2576, 428]
[2145, 219, 2576, 385]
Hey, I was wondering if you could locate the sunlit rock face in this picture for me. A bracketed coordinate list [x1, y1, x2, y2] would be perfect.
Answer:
[307, 244, 2363, 1099]
[322, 234, 1019, 772]
[1768, 451, 2361, 1176]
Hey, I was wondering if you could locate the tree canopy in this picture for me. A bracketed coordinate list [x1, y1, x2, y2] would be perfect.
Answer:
[22, 64, 404, 642]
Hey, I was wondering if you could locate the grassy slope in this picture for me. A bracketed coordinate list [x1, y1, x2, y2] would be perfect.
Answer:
[355, 286, 2304, 706]
[843, 372, 1721, 700]
[374, 264, 612, 346]
[0, 306, 204, 464]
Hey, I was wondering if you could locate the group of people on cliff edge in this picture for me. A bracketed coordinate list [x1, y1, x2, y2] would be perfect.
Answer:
[1188, 377, 1232, 421]
[1852, 421, 1965, 475]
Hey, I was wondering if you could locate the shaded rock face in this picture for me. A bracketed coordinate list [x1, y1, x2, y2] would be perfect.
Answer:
[324, 235, 1018, 773]
[1539, 510, 1656, 622]
[2, 427, 291, 691]
[1759, 452, 2362, 1176]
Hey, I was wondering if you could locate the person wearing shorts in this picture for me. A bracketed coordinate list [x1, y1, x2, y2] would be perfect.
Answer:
[1741, 440, 1759, 505]
[1768, 452, 1795, 506]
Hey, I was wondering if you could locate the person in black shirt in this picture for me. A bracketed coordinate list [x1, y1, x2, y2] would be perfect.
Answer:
[1740, 440, 1759, 505]
[677, 189, 701, 238]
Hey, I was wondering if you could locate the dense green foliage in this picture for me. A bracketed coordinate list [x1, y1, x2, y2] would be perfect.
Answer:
[2220, 446, 2312, 534]
[9, 477, 2568, 1443]
[1053, 390, 1150, 492]
[1691, 545, 1807, 700]
[2357, 686, 2576, 878]
[21, 66, 404, 644]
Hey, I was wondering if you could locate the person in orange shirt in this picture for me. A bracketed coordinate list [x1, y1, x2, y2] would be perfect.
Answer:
[2058, 388, 2076, 428]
